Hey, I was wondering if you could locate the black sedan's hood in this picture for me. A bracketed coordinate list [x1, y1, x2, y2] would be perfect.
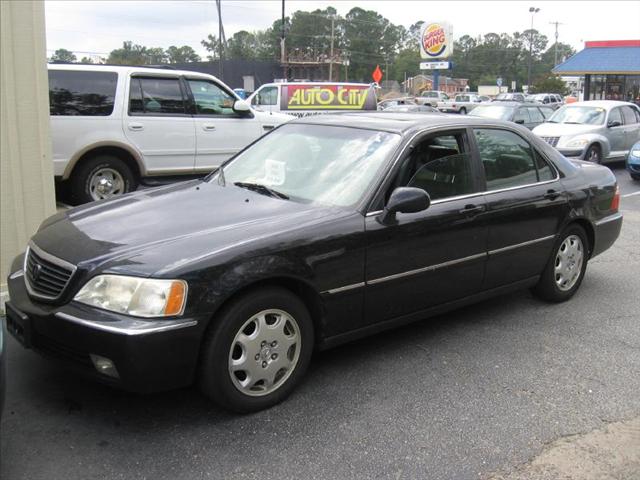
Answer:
[32, 181, 341, 276]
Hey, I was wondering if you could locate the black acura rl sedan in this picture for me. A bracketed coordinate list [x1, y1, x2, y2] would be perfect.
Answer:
[6, 114, 622, 413]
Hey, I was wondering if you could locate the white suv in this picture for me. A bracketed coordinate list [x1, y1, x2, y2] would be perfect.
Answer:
[48, 64, 291, 203]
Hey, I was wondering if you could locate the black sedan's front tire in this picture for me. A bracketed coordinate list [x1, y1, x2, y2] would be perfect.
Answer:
[199, 287, 314, 413]
[532, 224, 589, 302]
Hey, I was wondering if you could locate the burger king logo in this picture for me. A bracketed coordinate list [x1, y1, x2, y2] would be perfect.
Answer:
[422, 23, 447, 57]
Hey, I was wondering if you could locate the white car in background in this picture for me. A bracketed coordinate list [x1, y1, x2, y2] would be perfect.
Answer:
[48, 64, 291, 203]
[532, 100, 640, 163]
[437, 93, 485, 114]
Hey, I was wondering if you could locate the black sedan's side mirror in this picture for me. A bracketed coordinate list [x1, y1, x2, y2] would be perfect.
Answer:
[379, 187, 430, 224]
[607, 120, 622, 128]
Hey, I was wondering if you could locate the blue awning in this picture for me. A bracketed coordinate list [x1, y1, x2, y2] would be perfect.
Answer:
[553, 46, 640, 75]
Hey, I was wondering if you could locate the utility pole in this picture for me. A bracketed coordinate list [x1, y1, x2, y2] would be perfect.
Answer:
[385, 57, 389, 86]
[280, 0, 286, 79]
[549, 21, 565, 65]
[527, 6, 540, 93]
[328, 15, 335, 82]
[216, 0, 223, 79]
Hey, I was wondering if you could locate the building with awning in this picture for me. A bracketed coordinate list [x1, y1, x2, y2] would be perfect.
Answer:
[553, 40, 640, 103]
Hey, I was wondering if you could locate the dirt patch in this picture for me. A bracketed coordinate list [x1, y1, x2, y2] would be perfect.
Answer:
[487, 417, 640, 480]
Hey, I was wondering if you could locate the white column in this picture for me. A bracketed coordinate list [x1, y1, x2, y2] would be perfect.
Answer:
[1, 0, 55, 311]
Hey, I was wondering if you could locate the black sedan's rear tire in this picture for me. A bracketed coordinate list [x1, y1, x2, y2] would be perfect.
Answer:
[199, 287, 314, 413]
[532, 224, 589, 302]
[631, 173, 640, 181]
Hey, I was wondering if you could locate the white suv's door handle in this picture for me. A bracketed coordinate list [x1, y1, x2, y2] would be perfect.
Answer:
[202, 124, 216, 131]
[128, 123, 144, 131]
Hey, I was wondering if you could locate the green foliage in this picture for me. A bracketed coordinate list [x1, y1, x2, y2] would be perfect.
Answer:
[50, 48, 76, 63]
[448, 30, 564, 91]
[530, 76, 569, 95]
[166, 45, 201, 63]
[201, 34, 221, 61]
[79, 57, 94, 64]
[107, 41, 166, 65]
[391, 48, 421, 82]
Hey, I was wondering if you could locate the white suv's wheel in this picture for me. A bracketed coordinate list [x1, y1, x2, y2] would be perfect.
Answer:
[72, 155, 137, 204]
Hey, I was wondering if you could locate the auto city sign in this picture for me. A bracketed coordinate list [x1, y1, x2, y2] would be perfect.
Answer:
[420, 22, 453, 60]
[281, 85, 376, 111]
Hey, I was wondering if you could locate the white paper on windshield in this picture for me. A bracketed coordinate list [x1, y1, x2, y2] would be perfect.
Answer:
[264, 159, 286, 186]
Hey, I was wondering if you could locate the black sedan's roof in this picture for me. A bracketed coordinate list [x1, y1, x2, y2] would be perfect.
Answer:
[292, 112, 506, 135]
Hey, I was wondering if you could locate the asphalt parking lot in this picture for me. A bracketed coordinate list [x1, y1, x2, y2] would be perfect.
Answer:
[1, 164, 639, 480]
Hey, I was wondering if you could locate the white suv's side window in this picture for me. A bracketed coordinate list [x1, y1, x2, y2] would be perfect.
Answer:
[187, 79, 237, 116]
[129, 77, 187, 115]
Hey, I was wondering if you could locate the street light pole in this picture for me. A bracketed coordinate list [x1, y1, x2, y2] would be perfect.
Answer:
[527, 6, 540, 93]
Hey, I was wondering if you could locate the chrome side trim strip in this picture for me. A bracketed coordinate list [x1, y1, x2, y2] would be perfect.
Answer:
[594, 212, 623, 227]
[488, 234, 556, 256]
[322, 282, 366, 295]
[368, 252, 487, 286]
[55, 312, 198, 336]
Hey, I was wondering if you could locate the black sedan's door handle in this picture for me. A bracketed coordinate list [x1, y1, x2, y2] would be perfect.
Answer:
[459, 204, 486, 216]
[544, 189, 561, 200]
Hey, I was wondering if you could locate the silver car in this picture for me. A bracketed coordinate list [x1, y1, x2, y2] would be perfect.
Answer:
[532, 100, 640, 163]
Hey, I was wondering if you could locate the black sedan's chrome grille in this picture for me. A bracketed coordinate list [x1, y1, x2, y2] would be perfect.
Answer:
[24, 244, 76, 300]
[541, 136, 560, 147]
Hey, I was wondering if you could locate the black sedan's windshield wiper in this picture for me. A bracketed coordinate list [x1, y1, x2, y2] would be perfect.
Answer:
[233, 182, 289, 200]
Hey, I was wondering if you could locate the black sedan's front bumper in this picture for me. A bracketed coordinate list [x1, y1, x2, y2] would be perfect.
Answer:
[5, 270, 209, 393]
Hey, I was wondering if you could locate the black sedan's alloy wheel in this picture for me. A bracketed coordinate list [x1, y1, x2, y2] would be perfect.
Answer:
[199, 287, 314, 413]
[532, 224, 589, 302]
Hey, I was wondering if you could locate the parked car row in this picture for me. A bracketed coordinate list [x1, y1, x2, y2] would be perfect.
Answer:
[525, 93, 564, 109]
[438, 93, 490, 114]
[469, 102, 555, 130]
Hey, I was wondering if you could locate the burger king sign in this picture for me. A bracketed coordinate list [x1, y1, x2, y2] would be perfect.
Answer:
[420, 21, 453, 59]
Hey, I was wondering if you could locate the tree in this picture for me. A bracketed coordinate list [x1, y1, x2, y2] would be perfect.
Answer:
[146, 47, 167, 64]
[540, 42, 575, 69]
[79, 56, 94, 64]
[392, 48, 421, 83]
[201, 34, 221, 61]
[50, 48, 76, 63]
[166, 45, 201, 63]
[531, 76, 569, 95]
[107, 41, 166, 65]
[344, 7, 403, 82]
[227, 31, 258, 60]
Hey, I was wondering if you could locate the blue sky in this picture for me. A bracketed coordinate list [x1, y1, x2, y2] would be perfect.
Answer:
[45, 0, 640, 60]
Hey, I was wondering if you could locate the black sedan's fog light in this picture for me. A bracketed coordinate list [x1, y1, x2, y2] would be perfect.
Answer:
[90, 354, 120, 379]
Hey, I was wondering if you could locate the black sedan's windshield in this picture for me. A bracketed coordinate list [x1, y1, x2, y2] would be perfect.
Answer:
[216, 124, 401, 207]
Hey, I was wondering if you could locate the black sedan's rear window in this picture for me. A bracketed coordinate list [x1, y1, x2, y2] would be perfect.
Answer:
[49, 70, 118, 116]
